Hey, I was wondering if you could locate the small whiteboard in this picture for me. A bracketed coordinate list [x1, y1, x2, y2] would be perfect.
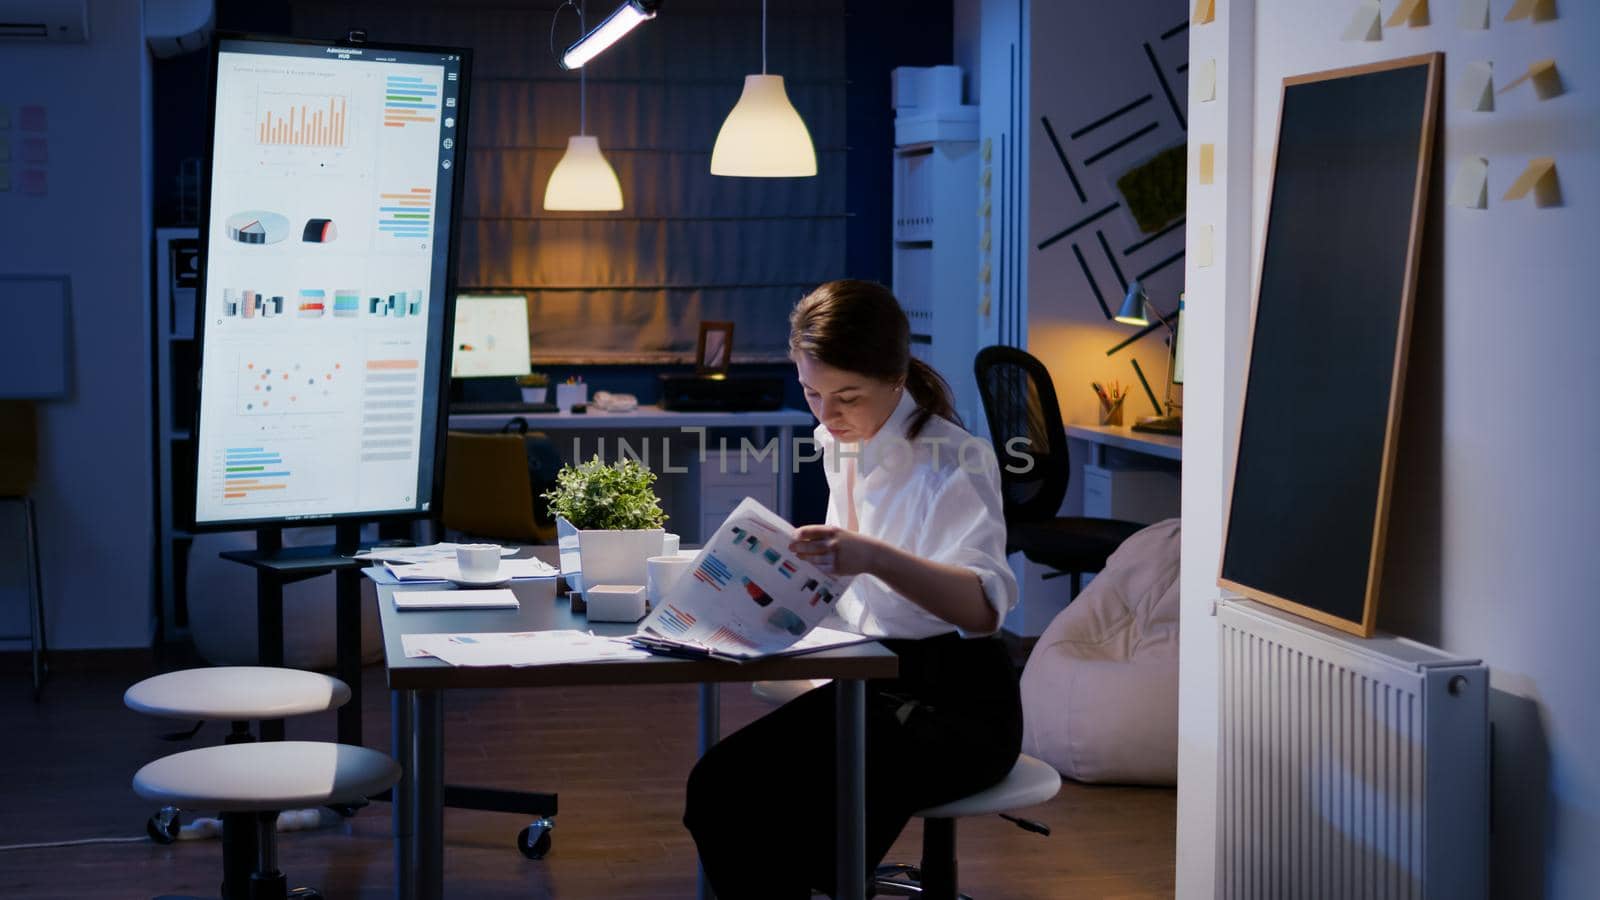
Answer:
[0, 275, 71, 399]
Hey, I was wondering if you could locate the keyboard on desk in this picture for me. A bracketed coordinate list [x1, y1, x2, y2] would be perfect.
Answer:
[451, 401, 560, 414]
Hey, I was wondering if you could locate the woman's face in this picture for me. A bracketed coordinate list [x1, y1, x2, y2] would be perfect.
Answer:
[794, 353, 902, 444]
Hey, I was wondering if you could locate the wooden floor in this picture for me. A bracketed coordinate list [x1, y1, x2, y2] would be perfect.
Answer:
[0, 664, 1175, 899]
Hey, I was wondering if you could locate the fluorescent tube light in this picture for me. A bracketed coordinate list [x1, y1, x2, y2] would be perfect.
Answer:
[561, 0, 659, 70]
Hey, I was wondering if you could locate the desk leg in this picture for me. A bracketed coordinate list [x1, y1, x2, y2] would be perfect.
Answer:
[836, 678, 866, 900]
[392, 691, 415, 900]
[336, 568, 362, 746]
[697, 683, 720, 900]
[778, 425, 793, 521]
[257, 571, 285, 742]
[415, 690, 445, 900]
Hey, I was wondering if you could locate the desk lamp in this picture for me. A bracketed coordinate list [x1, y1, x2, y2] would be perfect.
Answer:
[1114, 280, 1183, 435]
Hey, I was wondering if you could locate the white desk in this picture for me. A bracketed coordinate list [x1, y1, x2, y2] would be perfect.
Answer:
[1065, 424, 1181, 525]
[1064, 424, 1182, 464]
[448, 406, 816, 531]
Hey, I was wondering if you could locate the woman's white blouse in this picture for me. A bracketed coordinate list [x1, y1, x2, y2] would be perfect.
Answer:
[815, 390, 1018, 640]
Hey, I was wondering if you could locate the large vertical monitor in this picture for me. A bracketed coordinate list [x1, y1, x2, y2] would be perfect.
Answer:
[191, 34, 471, 529]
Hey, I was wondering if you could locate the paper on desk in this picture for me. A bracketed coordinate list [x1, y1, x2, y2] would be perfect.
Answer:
[385, 557, 558, 582]
[403, 630, 650, 666]
[1341, 0, 1382, 42]
[1449, 157, 1489, 210]
[354, 542, 520, 564]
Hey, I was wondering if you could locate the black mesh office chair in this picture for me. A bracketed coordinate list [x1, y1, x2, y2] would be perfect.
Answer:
[974, 346, 1145, 597]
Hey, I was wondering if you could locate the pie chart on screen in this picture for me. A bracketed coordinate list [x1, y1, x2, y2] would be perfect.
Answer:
[226, 210, 291, 245]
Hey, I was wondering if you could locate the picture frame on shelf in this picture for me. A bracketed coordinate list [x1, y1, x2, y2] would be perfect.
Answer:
[696, 321, 735, 375]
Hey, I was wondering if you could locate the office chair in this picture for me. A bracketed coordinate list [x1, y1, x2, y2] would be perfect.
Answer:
[0, 401, 47, 698]
[441, 423, 561, 545]
[974, 346, 1144, 597]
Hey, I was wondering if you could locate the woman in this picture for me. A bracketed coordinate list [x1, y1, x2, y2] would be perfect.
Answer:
[683, 279, 1022, 899]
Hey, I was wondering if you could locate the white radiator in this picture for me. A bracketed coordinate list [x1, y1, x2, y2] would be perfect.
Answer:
[1216, 600, 1488, 899]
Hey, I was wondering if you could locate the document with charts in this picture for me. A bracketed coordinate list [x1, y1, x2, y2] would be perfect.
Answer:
[637, 498, 856, 658]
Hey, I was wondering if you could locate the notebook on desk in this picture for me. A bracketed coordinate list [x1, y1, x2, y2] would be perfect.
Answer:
[394, 589, 520, 611]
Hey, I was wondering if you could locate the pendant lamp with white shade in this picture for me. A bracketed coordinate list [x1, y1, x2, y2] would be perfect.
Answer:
[710, 0, 817, 177]
[545, 1, 625, 210]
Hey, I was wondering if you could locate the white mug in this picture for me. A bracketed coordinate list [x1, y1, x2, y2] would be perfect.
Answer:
[646, 555, 693, 608]
[456, 544, 501, 581]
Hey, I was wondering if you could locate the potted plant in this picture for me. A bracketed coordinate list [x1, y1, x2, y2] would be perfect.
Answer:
[516, 372, 550, 404]
[543, 456, 667, 594]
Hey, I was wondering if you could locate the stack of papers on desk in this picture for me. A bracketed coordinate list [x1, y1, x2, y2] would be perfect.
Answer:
[381, 557, 558, 583]
[354, 542, 520, 564]
[629, 625, 872, 662]
[402, 630, 650, 667]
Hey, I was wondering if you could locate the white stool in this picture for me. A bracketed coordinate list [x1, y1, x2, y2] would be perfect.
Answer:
[125, 667, 353, 894]
[874, 754, 1061, 900]
[133, 742, 400, 900]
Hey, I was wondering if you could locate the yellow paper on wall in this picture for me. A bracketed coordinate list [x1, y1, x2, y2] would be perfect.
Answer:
[1195, 224, 1214, 268]
[1459, 0, 1489, 29]
[1198, 144, 1215, 184]
[1501, 157, 1560, 207]
[1193, 0, 1215, 26]
[1385, 0, 1428, 27]
[1504, 0, 1555, 22]
[1499, 59, 1565, 100]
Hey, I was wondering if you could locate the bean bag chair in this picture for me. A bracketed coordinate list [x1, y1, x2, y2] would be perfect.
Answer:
[1020, 518, 1179, 785]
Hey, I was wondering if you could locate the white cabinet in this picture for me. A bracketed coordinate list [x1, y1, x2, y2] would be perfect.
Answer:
[1082, 463, 1180, 524]
[892, 137, 981, 430]
[698, 450, 777, 543]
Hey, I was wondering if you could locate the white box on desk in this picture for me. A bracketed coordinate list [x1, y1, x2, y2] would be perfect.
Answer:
[585, 584, 647, 623]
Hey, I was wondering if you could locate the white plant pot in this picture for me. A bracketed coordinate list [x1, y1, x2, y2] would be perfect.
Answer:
[519, 386, 547, 404]
[556, 516, 664, 592]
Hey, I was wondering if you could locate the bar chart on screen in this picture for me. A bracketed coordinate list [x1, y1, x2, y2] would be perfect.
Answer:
[383, 75, 440, 128]
[218, 445, 294, 503]
[377, 188, 433, 242]
[257, 91, 349, 147]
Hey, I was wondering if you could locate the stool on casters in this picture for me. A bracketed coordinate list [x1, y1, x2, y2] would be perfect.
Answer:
[132, 741, 400, 900]
[125, 667, 357, 897]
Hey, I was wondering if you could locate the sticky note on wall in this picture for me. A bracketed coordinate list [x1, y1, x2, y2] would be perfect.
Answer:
[1499, 59, 1565, 100]
[1198, 144, 1216, 184]
[1342, 0, 1382, 42]
[1385, 0, 1428, 27]
[1459, 0, 1489, 29]
[1193, 0, 1215, 26]
[1197, 58, 1217, 102]
[1448, 158, 1488, 209]
[1195, 224, 1214, 268]
[1502, 158, 1560, 207]
[1458, 62, 1494, 111]
[1504, 0, 1556, 22]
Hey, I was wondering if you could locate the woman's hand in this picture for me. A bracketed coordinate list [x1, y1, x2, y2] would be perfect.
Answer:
[789, 525, 883, 577]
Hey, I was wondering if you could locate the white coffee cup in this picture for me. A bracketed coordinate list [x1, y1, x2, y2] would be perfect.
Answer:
[456, 544, 501, 581]
[646, 555, 693, 608]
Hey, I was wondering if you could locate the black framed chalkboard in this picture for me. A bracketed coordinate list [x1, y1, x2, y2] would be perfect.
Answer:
[1219, 54, 1441, 637]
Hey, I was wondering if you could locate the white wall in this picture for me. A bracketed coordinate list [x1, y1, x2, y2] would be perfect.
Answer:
[0, 1, 154, 650]
[1179, 2, 1600, 897]
[1027, 0, 1188, 431]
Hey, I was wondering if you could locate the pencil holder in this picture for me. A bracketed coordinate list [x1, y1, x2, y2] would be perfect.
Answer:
[1099, 397, 1125, 427]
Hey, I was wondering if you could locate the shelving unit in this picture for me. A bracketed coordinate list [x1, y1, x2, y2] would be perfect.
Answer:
[154, 227, 199, 641]
[891, 133, 981, 428]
